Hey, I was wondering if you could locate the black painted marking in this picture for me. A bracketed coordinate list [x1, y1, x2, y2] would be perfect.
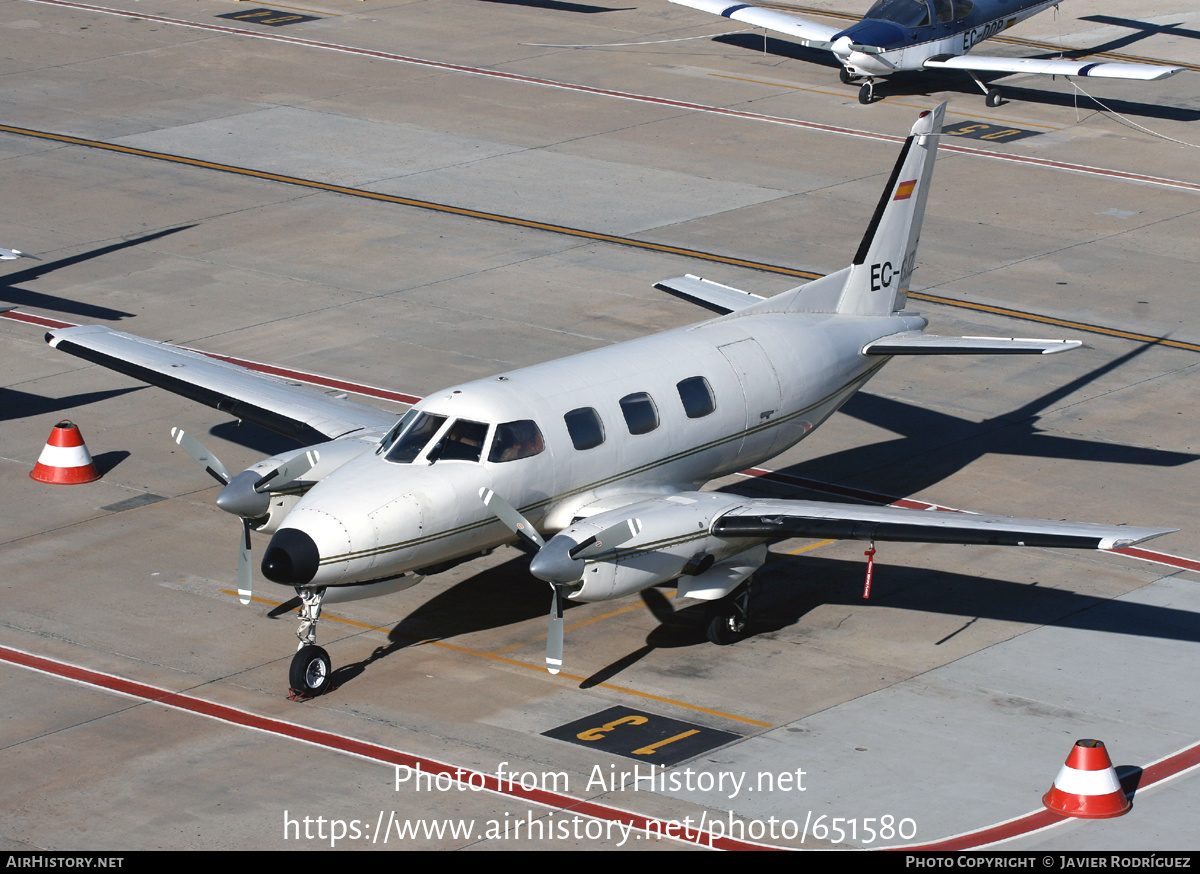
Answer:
[216, 8, 319, 27]
[942, 120, 1039, 142]
[544, 705, 740, 765]
[101, 494, 166, 512]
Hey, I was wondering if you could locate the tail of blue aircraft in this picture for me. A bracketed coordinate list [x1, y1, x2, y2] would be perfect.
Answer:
[790, 102, 944, 317]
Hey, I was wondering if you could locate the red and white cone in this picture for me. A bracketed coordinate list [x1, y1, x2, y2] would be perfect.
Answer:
[30, 421, 101, 484]
[1043, 738, 1130, 818]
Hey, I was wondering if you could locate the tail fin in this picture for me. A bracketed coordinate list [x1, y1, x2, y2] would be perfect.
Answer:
[833, 103, 944, 316]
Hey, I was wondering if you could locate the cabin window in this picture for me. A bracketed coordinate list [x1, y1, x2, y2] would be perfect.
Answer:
[564, 407, 605, 451]
[931, 0, 953, 24]
[384, 412, 446, 463]
[677, 376, 716, 419]
[488, 420, 546, 463]
[620, 392, 659, 435]
[865, 0, 930, 27]
[953, 0, 972, 19]
[429, 419, 489, 463]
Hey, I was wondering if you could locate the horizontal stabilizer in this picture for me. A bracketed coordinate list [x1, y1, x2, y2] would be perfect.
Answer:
[713, 499, 1174, 551]
[863, 333, 1082, 355]
[655, 274, 765, 315]
[46, 325, 399, 443]
[925, 55, 1183, 81]
[669, 0, 840, 46]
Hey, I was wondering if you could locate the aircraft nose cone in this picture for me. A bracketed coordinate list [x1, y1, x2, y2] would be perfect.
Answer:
[261, 527, 320, 585]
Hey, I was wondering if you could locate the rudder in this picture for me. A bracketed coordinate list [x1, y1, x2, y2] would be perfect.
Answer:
[835, 102, 945, 316]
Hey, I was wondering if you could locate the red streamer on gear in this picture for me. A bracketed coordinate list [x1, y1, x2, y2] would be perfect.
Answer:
[863, 543, 876, 599]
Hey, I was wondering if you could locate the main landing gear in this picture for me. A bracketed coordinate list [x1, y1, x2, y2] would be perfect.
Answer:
[289, 586, 333, 698]
[705, 578, 753, 646]
[966, 70, 1004, 107]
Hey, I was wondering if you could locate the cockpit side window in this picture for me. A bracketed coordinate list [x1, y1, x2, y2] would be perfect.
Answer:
[865, 0, 931, 27]
[564, 407, 605, 451]
[488, 420, 546, 463]
[620, 392, 659, 435]
[431, 419, 489, 463]
[931, 0, 953, 24]
[384, 412, 446, 463]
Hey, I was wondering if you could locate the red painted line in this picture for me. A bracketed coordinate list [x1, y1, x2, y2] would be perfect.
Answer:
[0, 644, 768, 850]
[18, 0, 1200, 195]
[2, 309, 74, 330]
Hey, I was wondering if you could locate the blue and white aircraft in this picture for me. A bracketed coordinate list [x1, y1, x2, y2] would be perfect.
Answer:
[671, 0, 1183, 105]
[43, 105, 1172, 695]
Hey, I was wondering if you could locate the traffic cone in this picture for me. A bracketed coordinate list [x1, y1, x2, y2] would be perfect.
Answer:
[30, 421, 101, 484]
[1043, 739, 1130, 818]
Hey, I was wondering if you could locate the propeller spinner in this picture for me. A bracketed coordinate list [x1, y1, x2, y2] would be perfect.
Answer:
[171, 427, 318, 604]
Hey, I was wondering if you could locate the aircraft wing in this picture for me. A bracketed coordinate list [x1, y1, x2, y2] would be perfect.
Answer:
[863, 332, 1081, 355]
[46, 325, 401, 444]
[924, 55, 1183, 81]
[712, 499, 1174, 551]
[669, 0, 841, 47]
[655, 274, 766, 314]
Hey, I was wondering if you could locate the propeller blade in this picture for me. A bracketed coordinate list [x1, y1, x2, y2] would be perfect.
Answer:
[568, 517, 643, 560]
[237, 517, 253, 605]
[171, 427, 232, 485]
[254, 449, 320, 493]
[546, 583, 565, 675]
[479, 487, 546, 551]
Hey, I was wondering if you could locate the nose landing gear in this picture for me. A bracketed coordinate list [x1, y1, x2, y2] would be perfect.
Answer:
[288, 586, 333, 699]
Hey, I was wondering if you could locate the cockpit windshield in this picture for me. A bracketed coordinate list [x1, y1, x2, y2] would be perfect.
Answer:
[381, 411, 447, 463]
[864, 0, 931, 27]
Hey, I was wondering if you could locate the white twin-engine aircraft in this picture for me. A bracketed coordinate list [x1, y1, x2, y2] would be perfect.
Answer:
[671, 0, 1183, 106]
[46, 104, 1171, 696]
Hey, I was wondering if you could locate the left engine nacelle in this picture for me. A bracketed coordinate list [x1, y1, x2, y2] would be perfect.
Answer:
[545, 491, 763, 602]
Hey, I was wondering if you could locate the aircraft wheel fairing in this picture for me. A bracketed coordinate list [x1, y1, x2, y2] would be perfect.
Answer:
[290, 644, 332, 696]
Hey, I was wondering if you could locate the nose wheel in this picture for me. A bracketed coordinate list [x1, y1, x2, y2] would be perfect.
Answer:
[857, 80, 877, 104]
[289, 586, 334, 698]
[290, 644, 332, 697]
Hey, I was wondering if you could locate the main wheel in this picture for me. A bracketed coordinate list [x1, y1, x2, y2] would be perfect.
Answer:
[706, 610, 746, 646]
[290, 644, 332, 696]
[985, 87, 1002, 108]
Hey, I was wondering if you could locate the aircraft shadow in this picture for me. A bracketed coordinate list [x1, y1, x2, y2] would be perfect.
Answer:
[1, 225, 194, 322]
[581, 548, 1200, 685]
[1078, 16, 1200, 54]
[208, 420, 304, 457]
[0, 385, 143, 423]
[748, 343, 1196, 506]
[713, 33, 843, 70]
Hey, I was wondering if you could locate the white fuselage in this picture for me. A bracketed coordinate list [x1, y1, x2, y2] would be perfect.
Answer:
[268, 303, 926, 590]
